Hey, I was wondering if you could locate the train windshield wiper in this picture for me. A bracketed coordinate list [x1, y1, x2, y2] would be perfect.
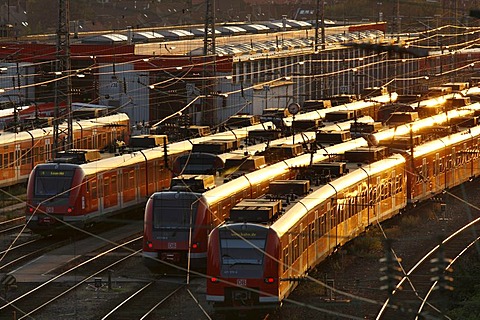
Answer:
[222, 254, 260, 267]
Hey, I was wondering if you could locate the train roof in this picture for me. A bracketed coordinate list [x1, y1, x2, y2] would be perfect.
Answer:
[412, 124, 480, 158]
[203, 137, 369, 206]
[373, 102, 480, 143]
[0, 112, 129, 146]
[78, 121, 276, 175]
[271, 154, 406, 237]
[283, 93, 398, 126]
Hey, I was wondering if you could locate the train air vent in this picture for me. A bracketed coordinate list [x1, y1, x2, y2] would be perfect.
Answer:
[316, 130, 351, 145]
[350, 122, 382, 137]
[378, 135, 422, 150]
[248, 129, 283, 143]
[311, 162, 347, 178]
[324, 110, 357, 122]
[385, 112, 419, 126]
[449, 116, 478, 128]
[269, 180, 310, 196]
[169, 174, 216, 192]
[445, 97, 471, 109]
[192, 139, 238, 154]
[302, 99, 332, 112]
[292, 119, 323, 131]
[53, 149, 101, 164]
[344, 147, 388, 163]
[129, 135, 168, 149]
[229, 199, 282, 223]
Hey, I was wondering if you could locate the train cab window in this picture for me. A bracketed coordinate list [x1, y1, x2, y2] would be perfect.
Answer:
[220, 238, 266, 265]
[34, 169, 74, 198]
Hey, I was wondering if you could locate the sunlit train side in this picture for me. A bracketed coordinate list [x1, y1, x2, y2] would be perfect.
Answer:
[0, 113, 130, 188]
[25, 122, 276, 233]
[206, 122, 480, 310]
[142, 102, 480, 270]
[142, 138, 370, 270]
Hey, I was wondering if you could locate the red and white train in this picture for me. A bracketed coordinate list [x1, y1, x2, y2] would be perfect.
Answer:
[24, 121, 277, 233]
[205, 122, 480, 310]
[142, 100, 480, 271]
[0, 112, 130, 188]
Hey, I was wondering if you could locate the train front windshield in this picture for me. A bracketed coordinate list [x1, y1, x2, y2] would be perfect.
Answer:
[34, 169, 75, 198]
[152, 196, 199, 241]
[219, 226, 268, 277]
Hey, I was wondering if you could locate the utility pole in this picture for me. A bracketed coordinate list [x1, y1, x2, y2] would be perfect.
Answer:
[202, 0, 217, 126]
[53, 0, 73, 158]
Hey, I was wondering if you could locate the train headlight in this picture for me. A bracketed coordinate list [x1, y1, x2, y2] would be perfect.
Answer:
[264, 277, 275, 284]
[28, 207, 34, 213]
[192, 243, 199, 249]
[210, 277, 219, 283]
[146, 241, 153, 249]
[67, 207, 74, 213]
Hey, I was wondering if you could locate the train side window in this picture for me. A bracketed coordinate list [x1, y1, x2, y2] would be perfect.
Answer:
[294, 237, 299, 261]
[111, 176, 117, 194]
[9, 152, 14, 167]
[322, 214, 327, 235]
[103, 178, 109, 197]
[0, 154, 2, 168]
[3, 153, 8, 167]
[302, 226, 308, 249]
[123, 171, 129, 190]
[129, 171, 135, 188]
[91, 180, 97, 198]
[283, 247, 288, 272]
[21, 150, 26, 165]
[86, 181, 90, 193]
[39, 146, 44, 161]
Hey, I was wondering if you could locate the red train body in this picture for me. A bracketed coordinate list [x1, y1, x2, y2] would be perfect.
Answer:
[25, 122, 277, 233]
[0, 113, 130, 188]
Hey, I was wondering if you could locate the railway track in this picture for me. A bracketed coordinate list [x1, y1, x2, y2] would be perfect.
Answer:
[0, 236, 142, 319]
[376, 207, 480, 320]
[101, 281, 186, 319]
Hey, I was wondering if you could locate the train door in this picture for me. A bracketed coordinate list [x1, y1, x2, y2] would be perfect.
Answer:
[135, 165, 141, 201]
[103, 176, 110, 208]
[326, 201, 333, 251]
[93, 129, 98, 149]
[111, 173, 118, 208]
[118, 171, 123, 207]
[314, 210, 319, 262]
[15, 144, 20, 181]
[391, 169, 396, 210]
[98, 175, 104, 211]
[90, 178, 98, 211]
[375, 177, 381, 221]
[287, 234, 292, 280]
[421, 158, 427, 197]
[45, 139, 51, 161]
